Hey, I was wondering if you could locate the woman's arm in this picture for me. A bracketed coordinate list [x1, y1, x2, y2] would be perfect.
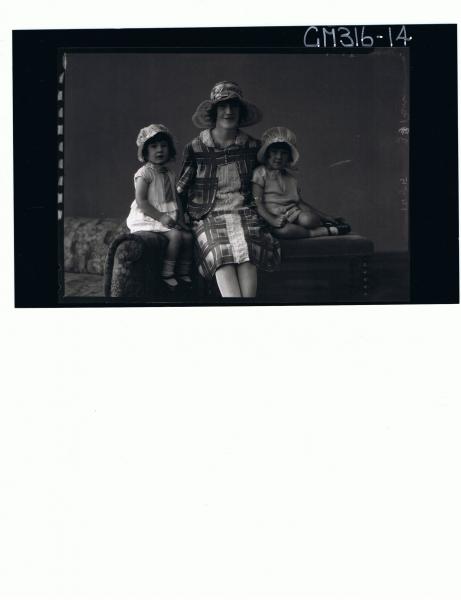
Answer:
[176, 142, 197, 211]
[175, 191, 191, 231]
[176, 144, 197, 197]
[252, 183, 284, 228]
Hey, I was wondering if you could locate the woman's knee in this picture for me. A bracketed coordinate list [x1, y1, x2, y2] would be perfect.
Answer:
[216, 264, 236, 276]
[237, 261, 256, 274]
[215, 264, 241, 297]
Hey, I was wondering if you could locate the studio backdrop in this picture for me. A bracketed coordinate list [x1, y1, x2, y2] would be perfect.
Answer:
[64, 50, 409, 254]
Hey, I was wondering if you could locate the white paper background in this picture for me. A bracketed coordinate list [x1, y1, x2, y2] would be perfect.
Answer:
[1, 2, 460, 599]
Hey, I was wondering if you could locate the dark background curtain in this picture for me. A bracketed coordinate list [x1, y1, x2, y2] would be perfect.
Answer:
[64, 50, 409, 252]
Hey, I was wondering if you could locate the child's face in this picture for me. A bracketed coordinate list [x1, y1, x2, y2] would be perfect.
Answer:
[215, 99, 241, 130]
[146, 139, 170, 164]
[266, 144, 291, 170]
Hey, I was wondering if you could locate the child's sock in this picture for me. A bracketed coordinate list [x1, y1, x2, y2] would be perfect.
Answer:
[161, 260, 178, 286]
[176, 260, 192, 283]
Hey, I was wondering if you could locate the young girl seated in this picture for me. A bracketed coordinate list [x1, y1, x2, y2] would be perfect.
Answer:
[126, 124, 193, 292]
[251, 126, 351, 239]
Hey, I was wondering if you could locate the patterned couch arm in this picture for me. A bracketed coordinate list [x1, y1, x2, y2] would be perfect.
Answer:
[104, 231, 167, 298]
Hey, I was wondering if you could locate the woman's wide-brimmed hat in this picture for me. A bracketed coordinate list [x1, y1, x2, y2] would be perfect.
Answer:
[192, 81, 262, 129]
[257, 126, 300, 167]
[136, 123, 176, 162]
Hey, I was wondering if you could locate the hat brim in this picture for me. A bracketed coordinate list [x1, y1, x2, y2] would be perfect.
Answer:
[192, 96, 262, 129]
[257, 138, 299, 167]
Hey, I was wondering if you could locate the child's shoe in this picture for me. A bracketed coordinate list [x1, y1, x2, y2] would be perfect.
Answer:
[161, 275, 180, 293]
[323, 217, 351, 236]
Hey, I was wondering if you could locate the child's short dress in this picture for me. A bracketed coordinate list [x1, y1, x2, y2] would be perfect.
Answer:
[126, 162, 178, 232]
[251, 165, 304, 223]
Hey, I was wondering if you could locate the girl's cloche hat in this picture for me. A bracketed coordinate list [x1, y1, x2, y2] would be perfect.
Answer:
[257, 126, 300, 168]
[136, 123, 176, 162]
[192, 81, 262, 129]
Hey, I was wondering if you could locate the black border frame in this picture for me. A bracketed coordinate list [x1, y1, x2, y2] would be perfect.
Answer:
[13, 25, 459, 307]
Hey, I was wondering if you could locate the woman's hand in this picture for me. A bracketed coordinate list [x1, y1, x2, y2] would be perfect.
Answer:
[159, 214, 177, 229]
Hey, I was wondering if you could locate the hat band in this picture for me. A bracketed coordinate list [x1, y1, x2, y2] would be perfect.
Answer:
[213, 91, 242, 103]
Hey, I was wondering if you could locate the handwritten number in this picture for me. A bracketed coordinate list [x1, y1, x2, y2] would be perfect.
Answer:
[388, 27, 393, 47]
[303, 25, 409, 48]
[338, 27, 354, 48]
[396, 25, 411, 46]
[361, 26, 374, 47]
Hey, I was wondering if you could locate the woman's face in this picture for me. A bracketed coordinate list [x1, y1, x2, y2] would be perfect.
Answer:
[145, 138, 170, 164]
[215, 99, 241, 130]
[266, 144, 291, 171]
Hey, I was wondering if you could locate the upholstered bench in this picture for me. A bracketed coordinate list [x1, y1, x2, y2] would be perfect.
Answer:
[104, 230, 167, 298]
[62, 217, 373, 302]
[63, 217, 169, 298]
[259, 235, 374, 303]
[63, 217, 124, 297]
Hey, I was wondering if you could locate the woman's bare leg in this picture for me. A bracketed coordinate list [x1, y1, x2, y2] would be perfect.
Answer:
[215, 265, 242, 297]
[237, 262, 257, 297]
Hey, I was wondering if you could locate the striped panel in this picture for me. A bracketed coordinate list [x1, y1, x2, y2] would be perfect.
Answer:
[57, 53, 66, 219]
[57, 53, 66, 298]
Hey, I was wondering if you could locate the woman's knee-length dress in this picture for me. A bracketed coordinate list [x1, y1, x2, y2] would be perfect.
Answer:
[177, 129, 281, 280]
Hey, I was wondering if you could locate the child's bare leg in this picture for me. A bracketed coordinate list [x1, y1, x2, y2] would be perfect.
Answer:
[176, 231, 194, 283]
[215, 265, 242, 297]
[296, 209, 322, 229]
[272, 223, 313, 239]
[273, 223, 338, 239]
[237, 261, 257, 297]
[162, 229, 183, 286]
[297, 207, 351, 235]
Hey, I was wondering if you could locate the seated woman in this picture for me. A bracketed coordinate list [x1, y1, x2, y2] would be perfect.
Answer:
[176, 81, 280, 298]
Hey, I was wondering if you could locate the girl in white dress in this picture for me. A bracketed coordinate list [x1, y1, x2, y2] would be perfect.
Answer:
[127, 124, 193, 292]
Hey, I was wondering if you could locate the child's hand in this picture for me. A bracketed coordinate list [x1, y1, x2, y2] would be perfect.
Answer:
[176, 218, 191, 232]
[271, 215, 286, 228]
[159, 214, 177, 229]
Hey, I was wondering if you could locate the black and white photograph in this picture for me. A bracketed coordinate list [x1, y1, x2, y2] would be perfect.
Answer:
[3, 6, 461, 600]
[12, 24, 458, 306]
[61, 47, 409, 304]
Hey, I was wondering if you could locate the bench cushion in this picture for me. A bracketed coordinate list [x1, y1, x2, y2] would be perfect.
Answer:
[280, 234, 374, 258]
